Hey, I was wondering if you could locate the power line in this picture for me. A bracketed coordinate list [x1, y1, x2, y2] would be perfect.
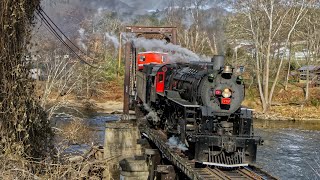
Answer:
[35, 7, 101, 69]
[38, 7, 90, 57]
[36, 9, 98, 68]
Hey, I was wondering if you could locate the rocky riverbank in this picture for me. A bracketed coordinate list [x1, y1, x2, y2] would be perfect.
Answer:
[56, 99, 320, 121]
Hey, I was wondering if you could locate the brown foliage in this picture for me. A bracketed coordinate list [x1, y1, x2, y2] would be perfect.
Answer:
[0, 155, 106, 179]
[0, 0, 53, 158]
[59, 117, 94, 145]
[92, 81, 123, 102]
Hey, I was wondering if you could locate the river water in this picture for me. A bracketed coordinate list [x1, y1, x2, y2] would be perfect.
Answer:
[254, 119, 320, 180]
[54, 113, 320, 179]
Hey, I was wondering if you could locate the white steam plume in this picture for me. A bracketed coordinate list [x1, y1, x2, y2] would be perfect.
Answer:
[133, 37, 211, 62]
[133, 38, 199, 60]
[105, 32, 119, 49]
[166, 136, 188, 151]
[143, 103, 152, 112]
[77, 28, 87, 51]
[143, 103, 159, 123]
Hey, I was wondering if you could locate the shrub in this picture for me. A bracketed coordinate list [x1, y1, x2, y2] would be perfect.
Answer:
[310, 99, 320, 107]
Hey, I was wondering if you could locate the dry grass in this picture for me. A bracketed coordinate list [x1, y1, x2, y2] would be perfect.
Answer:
[0, 155, 107, 179]
[243, 85, 320, 119]
[270, 86, 320, 119]
[269, 106, 320, 119]
[35, 80, 123, 113]
[58, 117, 95, 145]
[0, 116, 112, 179]
[93, 81, 123, 102]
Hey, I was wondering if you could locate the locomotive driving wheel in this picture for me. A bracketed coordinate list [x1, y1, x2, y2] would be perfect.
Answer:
[164, 105, 179, 134]
[164, 111, 176, 133]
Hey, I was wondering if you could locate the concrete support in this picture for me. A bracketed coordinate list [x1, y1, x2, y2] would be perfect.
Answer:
[103, 121, 142, 179]
[145, 149, 161, 180]
[156, 165, 176, 180]
[104, 121, 142, 160]
[119, 156, 149, 180]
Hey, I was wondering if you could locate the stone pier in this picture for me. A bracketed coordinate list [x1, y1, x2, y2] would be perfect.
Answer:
[104, 121, 142, 159]
[103, 121, 142, 179]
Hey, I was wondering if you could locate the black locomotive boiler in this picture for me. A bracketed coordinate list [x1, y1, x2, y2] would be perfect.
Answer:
[136, 55, 262, 167]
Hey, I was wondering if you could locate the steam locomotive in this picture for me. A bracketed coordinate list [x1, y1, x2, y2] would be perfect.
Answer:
[135, 55, 262, 167]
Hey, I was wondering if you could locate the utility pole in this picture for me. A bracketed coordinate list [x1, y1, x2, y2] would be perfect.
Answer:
[117, 32, 122, 78]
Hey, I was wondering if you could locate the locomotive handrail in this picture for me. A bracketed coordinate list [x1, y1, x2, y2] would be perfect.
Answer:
[201, 162, 249, 168]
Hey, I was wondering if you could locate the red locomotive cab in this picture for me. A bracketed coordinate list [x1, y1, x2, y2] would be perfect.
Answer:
[154, 65, 168, 93]
[156, 71, 165, 93]
[137, 51, 169, 70]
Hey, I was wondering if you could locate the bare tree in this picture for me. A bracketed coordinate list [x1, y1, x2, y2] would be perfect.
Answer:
[233, 0, 311, 112]
[37, 50, 82, 119]
[296, 8, 320, 100]
[164, 0, 226, 55]
[284, 40, 293, 90]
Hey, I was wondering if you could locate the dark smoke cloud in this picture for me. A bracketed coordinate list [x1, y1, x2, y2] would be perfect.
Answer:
[204, 5, 228, 55]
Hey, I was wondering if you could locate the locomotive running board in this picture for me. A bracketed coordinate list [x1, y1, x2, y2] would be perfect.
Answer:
[201, 161, 249, 168]
[167, 97, 200, 108]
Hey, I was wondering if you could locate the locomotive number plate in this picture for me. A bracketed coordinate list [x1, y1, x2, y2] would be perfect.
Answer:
[221, 98, 231, 105]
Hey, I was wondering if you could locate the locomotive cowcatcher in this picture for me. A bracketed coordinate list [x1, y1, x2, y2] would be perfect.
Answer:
[135, 55, 263, 167]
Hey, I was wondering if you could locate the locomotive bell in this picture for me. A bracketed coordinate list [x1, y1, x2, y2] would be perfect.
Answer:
[223, 66, 232, 74]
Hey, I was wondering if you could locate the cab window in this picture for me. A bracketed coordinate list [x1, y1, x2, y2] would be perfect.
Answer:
[161, 56, 167, 63]
[140, 56, 146, 62]
[158, 74, 163, 82]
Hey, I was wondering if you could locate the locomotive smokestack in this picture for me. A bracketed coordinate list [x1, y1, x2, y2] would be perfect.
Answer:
[211, 55, 224, 71]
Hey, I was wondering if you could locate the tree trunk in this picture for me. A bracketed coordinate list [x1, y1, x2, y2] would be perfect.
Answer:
[305, 67, 309, 100]
[285, 41, 292, 90]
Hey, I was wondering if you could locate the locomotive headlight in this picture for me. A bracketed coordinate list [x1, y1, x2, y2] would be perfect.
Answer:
[222, 88, 232, 98]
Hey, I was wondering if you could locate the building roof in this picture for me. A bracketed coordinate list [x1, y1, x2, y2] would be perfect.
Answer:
[138, 51, 168, 55]
[298, 65, 320, 71]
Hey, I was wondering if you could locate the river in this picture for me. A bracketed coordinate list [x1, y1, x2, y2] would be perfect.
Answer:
[254, 119, 320, 180]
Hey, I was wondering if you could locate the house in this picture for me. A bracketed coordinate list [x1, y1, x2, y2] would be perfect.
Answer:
[298, 65, 320, 86]
[274, 47, 315, 61]
[294, 50, 315, 61]
[29, 68, 43, 80]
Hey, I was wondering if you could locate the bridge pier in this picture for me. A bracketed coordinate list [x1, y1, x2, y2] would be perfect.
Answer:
[103, 121, 142, 179]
